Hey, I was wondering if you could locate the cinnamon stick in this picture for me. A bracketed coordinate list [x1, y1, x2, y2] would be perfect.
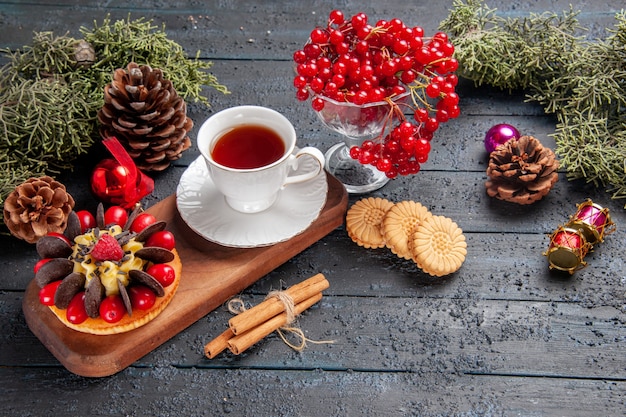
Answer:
[204, 328, 234, 359]
[228, 273, 328, 335]
[227, 292, 323, 355]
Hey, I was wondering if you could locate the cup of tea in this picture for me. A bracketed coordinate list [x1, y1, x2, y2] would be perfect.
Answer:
[197, 106, 326, 213]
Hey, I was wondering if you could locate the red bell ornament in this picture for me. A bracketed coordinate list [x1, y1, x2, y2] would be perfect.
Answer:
[91, 137, 154, 208]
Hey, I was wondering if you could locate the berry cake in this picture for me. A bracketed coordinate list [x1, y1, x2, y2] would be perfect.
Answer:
[34, 204, 181, 335]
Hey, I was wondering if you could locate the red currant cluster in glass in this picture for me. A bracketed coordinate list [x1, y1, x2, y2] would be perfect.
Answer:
[293, 10, 460, 178]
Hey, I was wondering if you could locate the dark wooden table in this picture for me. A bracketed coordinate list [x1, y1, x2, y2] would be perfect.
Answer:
[1, 1, 624, 415]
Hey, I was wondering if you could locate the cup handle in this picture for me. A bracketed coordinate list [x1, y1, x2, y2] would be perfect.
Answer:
[283, 147, 325, 186]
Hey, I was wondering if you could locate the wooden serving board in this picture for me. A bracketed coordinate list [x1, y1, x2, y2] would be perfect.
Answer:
[22, 172, 348, 377]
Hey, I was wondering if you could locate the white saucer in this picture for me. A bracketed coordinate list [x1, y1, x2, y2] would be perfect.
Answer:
[176, 155, 328, 248]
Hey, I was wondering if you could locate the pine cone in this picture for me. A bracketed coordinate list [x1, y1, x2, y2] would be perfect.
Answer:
[73, 40, 95, 68]
[98, 62, 193, 171]
[485, 135, 559, 205]
[3, 176, 75, 243]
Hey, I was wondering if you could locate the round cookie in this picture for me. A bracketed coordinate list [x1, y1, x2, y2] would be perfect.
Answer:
[346, 197, 395, 249]
[412, 215, 467, 277]
[382, 200, 433, 260]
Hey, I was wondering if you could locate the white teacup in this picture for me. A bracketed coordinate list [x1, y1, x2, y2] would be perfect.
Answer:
[197, 106, 325, 213]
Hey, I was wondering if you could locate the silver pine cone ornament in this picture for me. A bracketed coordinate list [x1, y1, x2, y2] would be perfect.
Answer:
[98, 62, 193, 171]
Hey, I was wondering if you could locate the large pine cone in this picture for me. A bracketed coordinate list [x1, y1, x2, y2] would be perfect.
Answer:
[98, 63, 193, 171]
[3, 176, 75, 243]
[485, 135, 559, 205]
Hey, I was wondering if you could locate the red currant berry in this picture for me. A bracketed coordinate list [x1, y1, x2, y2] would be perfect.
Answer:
[304, 43, 322, 59]
[408, 160, 421, 174]
[376, 158, 392, 172]
[311, 97, 325, 111]
[384, 140, 401, 155]
[448, 105, 461, 118]
[296, 88, 310, 101]
[356, 39, 370, 55]
[368, 87, 385, 102]
[440, 42, 455, 57]
[414, 138, 431, 157]
[324, 82, 338, 95]
[332, 61, 348, 75]
[352, 90, 369, 105]
[351, 12, 368, 30]
[293, 50, 307, 64]
[329, 10, 344, 25]
[331, 73, 346, 88]
[393, 39, 409, 55]
[387, 18, 404, 33]
[414, 107, 429, 123]
[309, 77, 325, 93]
[391, 85, 406, 96]
[310, 28, 328, 44]
[446, 73, 459, 86]
[357, 26, 372, 41]
[400, 135, 417, 152]
[436, 109, 450, 123]
[329, 29, 344, 45]
[358, 150, 374, 164]
[443, 58, 459, 73]
[425, 83, 441, 98]
[434, 31, 449, 43]
[385, 168, 399, 179]
[399, 121, 415, 138]
[381, 60, 398, 77]
[443, 92, 459, 107]
[425, 117, 440, 132]
[318, 68, 331, 84]
[317, 56, 332, 69]
[409, 35, 423, 50]
[293, 75, 307, 89]
[415, 47, 432, 65]
[398, 163, 411, 176]
[400, 69, 417, 84]
[301, 62, 318, 77]
[360, 64, 374, 79]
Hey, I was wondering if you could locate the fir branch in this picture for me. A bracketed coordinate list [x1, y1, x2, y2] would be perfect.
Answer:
[81, 15, 230, 106]
[0, 15, 229, 224]
[440, 0, 626, 207]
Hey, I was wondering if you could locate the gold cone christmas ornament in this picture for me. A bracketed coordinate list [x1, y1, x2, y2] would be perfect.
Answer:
[3, 176, 75, 243]
[485, 135, 559, 205]
[98, 62, 193, 172]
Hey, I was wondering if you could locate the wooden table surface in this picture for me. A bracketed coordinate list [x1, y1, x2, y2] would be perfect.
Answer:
[1, 1, 624, 416]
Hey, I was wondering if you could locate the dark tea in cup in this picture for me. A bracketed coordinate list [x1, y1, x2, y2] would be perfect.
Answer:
[211, 125, 285, 169]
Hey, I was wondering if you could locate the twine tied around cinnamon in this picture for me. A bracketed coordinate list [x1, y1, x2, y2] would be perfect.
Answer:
[204, 273, 333, 358]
